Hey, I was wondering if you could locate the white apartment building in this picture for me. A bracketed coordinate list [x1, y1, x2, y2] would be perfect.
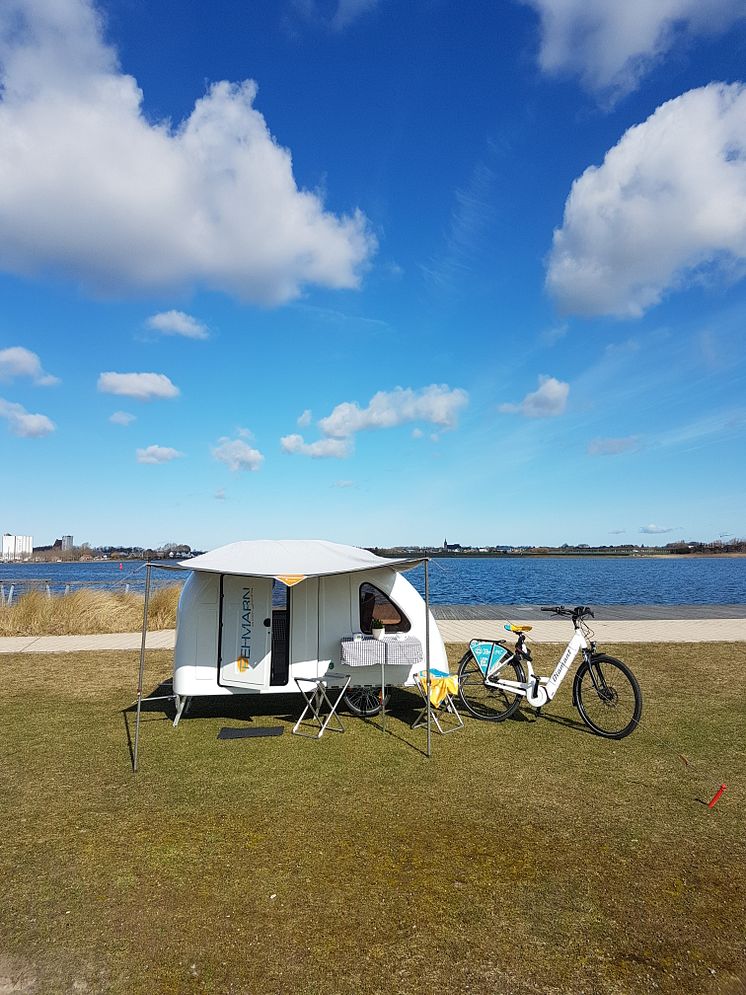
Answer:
[2, 533, 33, 561]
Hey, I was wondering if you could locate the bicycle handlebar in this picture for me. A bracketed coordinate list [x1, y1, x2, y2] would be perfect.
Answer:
[540, 605, 595, 619]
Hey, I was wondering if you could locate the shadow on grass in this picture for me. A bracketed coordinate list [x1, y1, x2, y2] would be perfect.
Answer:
[450, 703, 591, 739]
[389, 687, 471, 754]
[355, 688, 432, 757]
[124, 681, 430, 723]
[532, 709, 593, 735]
[122, 682, 437, 764]
[185, 686, 433, 756]
[122, 679, 178, 770]
[121, 678, 599, 772]
[122, 707, 134, 769]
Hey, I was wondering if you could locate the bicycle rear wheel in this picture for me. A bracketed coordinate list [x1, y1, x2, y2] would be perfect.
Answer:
[575, 655, 642, 740]
[458, 650, 525, 721]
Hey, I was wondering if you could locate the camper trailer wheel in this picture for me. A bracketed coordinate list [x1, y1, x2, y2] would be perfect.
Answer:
[343, 686, 391, 717]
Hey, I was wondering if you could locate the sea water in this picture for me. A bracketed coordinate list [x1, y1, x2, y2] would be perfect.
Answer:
[1, 556, 744, 604]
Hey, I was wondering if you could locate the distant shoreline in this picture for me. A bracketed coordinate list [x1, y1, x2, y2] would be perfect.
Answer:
[375, 552, 746, 560]
[3, 551, 746, 566]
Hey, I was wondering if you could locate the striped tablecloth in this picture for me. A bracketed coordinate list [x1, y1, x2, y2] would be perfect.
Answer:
[340, 635, 423, 667]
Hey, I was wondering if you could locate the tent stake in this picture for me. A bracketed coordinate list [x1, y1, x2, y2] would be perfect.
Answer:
[133, 562, 152, 773]
[425, 558, 431, 759]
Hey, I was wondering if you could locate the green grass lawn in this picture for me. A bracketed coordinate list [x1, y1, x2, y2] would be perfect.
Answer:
[1, 642, 744, 994]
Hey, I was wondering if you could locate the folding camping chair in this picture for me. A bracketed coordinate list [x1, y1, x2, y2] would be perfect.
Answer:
[292, 674, 352, 739]
[411, 668, 464, 735]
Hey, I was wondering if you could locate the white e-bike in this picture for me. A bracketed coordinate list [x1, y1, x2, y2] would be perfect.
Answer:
[457, 606, 642, 739]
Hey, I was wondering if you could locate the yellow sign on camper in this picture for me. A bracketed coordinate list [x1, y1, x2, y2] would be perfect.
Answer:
[236, 656, 251, 672]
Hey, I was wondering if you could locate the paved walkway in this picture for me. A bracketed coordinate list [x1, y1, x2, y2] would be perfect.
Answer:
[0, 606, 744, 653]
[0, 630, 175, 654]
[431, 603, 746, 620]
[433, 603, 746, 643]
[436, 618, 746, 643]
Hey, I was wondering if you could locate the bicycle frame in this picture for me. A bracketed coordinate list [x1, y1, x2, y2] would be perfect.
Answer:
[486, 628, 589, 708]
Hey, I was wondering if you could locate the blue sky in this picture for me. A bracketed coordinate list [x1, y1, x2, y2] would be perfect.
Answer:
[1, 0, 745, 549]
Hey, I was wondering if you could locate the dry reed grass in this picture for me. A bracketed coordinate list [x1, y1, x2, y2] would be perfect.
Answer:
[0, 584, 180, 635]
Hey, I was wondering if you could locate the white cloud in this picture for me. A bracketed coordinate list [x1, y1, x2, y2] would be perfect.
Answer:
[0, 0, 375, 303]
[284, 385, 468, 459]
[523, 0, 745, 97]
[0, 397, 55, 436]
[212, 436, 264, 472]
[0, 346, 59, 385]
[280, 433, 352, 459]
[587, 436, 640, 456]
[109, 410, 136, 426]
[136, 446, 184, 463]
[608, 529, 626, 535]
[500, 375, 569, 417]
[318, 385, 469, 438]
[422, 158, 496, 295]
[136, 445, 184, 464]
[297, 408, 312, 428]
[293, 0, 379, 31]
[146, 311, 209, 340]
[214, 487, 226, 500]
[333, 479, 355, 488]
[411, 427, 424, 439]
[332, 0, 379, 30]
[97, 372, 179, 400]
[640, 523, 675, 534]
[547, 84, 746, 318]
[540, 322, 568, 346]
[654, 409, 744, 451]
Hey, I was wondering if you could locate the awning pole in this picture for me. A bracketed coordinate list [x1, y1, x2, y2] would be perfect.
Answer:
[425, 558, 431, 759]
[133, 562, 152, 773]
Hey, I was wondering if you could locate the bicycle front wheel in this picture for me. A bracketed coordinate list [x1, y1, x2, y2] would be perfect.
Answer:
[575, 655, 642, 740]
[458, 650, 525, 721]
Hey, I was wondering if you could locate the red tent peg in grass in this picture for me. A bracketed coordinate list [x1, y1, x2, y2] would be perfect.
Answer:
[707, 785, 727, 809]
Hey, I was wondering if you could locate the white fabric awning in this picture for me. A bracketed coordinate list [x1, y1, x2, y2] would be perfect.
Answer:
[180, 539, 424, 581]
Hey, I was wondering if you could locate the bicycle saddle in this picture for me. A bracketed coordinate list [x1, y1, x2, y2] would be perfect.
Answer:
[504, 623, 532, 633]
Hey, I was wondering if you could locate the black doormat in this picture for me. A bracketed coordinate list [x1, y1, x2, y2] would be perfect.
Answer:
[217, 726, 285, 740]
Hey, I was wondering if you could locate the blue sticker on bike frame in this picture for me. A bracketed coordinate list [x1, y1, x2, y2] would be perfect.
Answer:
[470, 639, 509, 676]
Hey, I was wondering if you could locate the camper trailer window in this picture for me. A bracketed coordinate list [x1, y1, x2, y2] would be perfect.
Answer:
[359, 583, 411, 634]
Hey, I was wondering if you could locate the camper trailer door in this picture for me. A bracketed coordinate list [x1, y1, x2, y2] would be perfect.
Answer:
[219, 576, 273, 689]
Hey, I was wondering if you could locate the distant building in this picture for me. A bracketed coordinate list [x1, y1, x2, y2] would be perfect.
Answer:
[61, 535, 74, 551]
[2, 533, 33, 561]
[442, 538, 462, 552]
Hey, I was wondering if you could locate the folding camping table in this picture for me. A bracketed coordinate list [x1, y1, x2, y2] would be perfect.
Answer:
[340, 634, 424, 730]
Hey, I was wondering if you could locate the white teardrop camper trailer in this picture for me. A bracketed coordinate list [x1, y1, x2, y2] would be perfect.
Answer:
[167, 540, 447, 722]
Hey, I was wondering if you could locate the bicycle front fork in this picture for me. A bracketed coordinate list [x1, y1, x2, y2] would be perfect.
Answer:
[575, 651, 613, 704]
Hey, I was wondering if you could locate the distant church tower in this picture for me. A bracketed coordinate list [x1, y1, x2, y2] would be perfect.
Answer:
[443, 538, 447, 550]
